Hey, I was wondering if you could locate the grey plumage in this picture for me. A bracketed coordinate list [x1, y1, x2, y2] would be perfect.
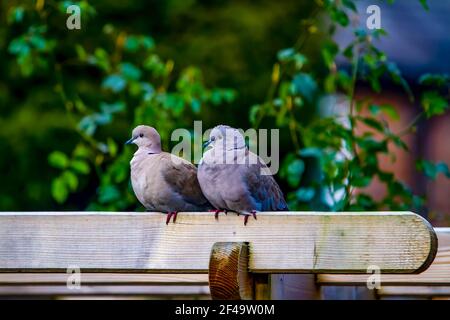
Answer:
[198, 125, 288, 224]
[127, 125, 211, 223]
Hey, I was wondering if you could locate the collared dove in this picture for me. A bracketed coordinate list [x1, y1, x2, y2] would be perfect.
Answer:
[126, 125, 211, 224]
[198, 125, 288, 225]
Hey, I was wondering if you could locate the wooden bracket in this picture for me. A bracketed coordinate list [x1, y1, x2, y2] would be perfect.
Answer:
[208, 242, 256, 300]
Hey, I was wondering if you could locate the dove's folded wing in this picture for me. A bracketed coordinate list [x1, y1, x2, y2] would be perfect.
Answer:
[160, 153, 211, 209]
[244, 155, 289, 211]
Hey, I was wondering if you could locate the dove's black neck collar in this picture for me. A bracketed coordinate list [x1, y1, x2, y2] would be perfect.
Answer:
[148, 152, 157, 155]
[226, 146, 247, 151]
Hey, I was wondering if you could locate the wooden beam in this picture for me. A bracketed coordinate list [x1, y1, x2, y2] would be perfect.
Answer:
[318, 228, 449, 286]
[0, 273, 208, 285]
[0, 212, 437, 273]
[378, 286, 450, 297]
[0, 285, 211, 297]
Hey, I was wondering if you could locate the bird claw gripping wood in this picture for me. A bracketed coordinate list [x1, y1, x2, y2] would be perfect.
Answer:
[209, 209, 227, 220]
[244, 211, 257, 226]
[166, 211, 178, 225]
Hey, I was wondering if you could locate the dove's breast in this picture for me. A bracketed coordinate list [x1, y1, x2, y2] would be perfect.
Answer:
[130, 154, 165, 210]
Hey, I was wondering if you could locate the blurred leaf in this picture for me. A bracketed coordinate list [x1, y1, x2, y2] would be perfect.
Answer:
[292, 73, 317, 102]
[421, 91, 449, 117]
[369, 104, 400, 121]
[295, 187, 315, 201]
[70, 160, 90, 175]
[100, 101, 125, 114]
[419, 73, 449, 87]
[119, 62, 141, 81]
[51, 178, 68, 204]
[62, 171, 78, 191]
[98, 185, 120, 204]
[286, 159, 305, 187]
[7, 6, 25, 24]
[48, 151, 69, 169]
[419, 0, 429, 10]
[342, 0, 357, 12]
[417, 160, 450, 180]
[107, 138, 118, 157]
[102, 74, 126, 92]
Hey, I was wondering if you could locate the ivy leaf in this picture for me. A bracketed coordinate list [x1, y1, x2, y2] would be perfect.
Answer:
[70, 160, 90, 175]
[292, 73, 317, 102]
[62, 171, 78, 191]
[295, 187, 315, 202]
[299, 147, 322, 158]
[277, 48, 295, 61]
[249, 104, 260, 124]
[286, 159, 305, 187]
[330, 8, 349, 27]
[419, 73, 449, 87]
[100, 101, 125, 114]
[357, 116, 385, 132]
[102, 74, 126, 93]
[98, 185, 120, 204]
[421, 91, 449, 118]
[119, 62, 141, 81]
[419, 0, 429, 11]
[342, 0, 357, 12]
[369, 104, 400, 121]
[417, 160, 450, 180]
[107, 138, 118, 157]
[124, 35, 155, 52]
[51, 177, 68, 204]
[7, 6, 25, 24]
[48, 151, 69, 169]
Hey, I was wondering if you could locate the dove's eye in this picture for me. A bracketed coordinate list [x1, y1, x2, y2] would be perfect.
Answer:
[139, 133, 144, 138]
[211, 136, 216, 142]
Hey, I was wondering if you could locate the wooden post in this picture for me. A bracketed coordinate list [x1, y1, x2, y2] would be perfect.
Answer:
[208, 242, 254, 300]
[253, 274, 271, 299]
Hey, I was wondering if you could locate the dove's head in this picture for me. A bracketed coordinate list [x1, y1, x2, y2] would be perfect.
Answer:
[204, 125, 246, 151]
[126, 125, 162, 153]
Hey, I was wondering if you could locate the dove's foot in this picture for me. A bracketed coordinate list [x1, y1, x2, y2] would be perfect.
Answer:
[243, 210, 257, 226]
[166, 211, 178, 225]
[209, 209, 228, 220]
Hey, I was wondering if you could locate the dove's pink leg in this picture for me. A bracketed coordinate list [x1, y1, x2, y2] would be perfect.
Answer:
[243, 210, 257, 226]
[166, 211, 178, 225]
[209, 209, 228, 220]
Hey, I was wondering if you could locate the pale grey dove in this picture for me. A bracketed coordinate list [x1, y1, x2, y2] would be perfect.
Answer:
[198, 125, 288, 225]
[126, 125, 212, 224]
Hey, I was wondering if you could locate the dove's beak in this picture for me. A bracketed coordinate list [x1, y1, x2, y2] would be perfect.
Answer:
[203, 139, 212, 148]
[125, 137, 136, 145]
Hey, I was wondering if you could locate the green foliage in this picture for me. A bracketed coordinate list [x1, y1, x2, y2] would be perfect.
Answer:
[251, 0, 450, 212]
[2, 1, 237, 210]
[1, 0, 448, 215]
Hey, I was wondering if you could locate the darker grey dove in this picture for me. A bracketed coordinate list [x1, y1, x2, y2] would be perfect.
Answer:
[126, 125, 212, 224]
[198, 125, 288, 225]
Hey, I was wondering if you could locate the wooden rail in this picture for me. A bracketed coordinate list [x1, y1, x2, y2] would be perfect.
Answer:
[318, 228, 449, 286]
[317, 228, 450, 300]
[0, 211, 436, 274]
[0, 211, 439, 299]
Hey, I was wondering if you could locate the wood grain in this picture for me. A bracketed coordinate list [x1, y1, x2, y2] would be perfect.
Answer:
[0, 211, 437, 273]
[208, 242, 252, 299]
[318, 228, 449, 285]
[378, 286, 450, 297]
[0, 285, 210, 296]
[0, 273, 208, 285]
